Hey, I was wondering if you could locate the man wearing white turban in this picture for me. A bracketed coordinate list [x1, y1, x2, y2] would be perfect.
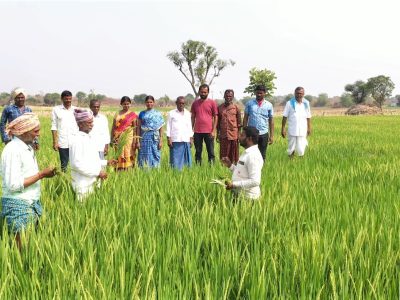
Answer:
[1, 113, 57, 251]
[69, 109, 115, 201]
[0, 87, 33, 144]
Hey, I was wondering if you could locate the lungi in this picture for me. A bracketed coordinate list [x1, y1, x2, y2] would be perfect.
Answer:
[288, 135, 308, 156]
[170, 142, 192, 170]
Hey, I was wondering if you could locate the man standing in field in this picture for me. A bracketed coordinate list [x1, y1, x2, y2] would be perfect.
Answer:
[0, 88, 33, 144]
[191, 84, 218, 164]
[242, 85, 274, 161]
[166, 96, 193, 170]
[221, 126, 264, 200]
[1, 113, 57, 251]
[89, 99, 110, 159]
[281, 87, 312, 158]
[51, 90, 78, 172]
[217, 89, 241, 164]
[69, 109, 114, 201]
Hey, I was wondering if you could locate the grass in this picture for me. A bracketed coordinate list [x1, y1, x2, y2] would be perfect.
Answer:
[0, 115, 399, 298]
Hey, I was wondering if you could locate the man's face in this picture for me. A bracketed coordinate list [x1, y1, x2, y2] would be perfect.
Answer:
[255, 90, 265, 101]
[224, 91, 234, 105]
[62, 96, 72, 108]
[79, 119, 94, 133]
[238, 131, 248, 148]
[14, 93, 25, 107]
[199, 87, 209, 100]
[90, 102, 100, 116]
[295, 89, 305, 101]
[21, 125, 40, 144]
[176, 99, 185, 111]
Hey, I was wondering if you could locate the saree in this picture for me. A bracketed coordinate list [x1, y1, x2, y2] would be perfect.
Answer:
[112, 111, 138, 169]
[138, 109, 164, 168]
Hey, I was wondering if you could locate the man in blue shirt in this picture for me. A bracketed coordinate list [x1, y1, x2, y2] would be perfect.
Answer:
[242, 85, 274, 160]
[0, 88, 32, 144]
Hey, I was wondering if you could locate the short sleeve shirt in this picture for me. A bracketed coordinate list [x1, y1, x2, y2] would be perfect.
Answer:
[244, 99, 274, 135]
[190, 99, 218, 133]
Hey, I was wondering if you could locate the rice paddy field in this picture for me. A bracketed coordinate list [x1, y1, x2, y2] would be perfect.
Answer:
[0, 113, 399, 298]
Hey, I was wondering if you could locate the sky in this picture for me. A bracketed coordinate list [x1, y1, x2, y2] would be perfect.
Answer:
[0, 0, 399, 100]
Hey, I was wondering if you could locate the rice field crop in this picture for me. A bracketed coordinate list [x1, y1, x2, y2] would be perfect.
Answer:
[0, 114, 399, 298]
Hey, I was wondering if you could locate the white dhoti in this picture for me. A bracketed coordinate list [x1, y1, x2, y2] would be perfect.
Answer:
[288, 135, 308, 156]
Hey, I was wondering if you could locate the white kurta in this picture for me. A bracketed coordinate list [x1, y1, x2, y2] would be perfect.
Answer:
[1, 137, 40, 204]
[69, 131, 107, 200]
[166, 108, 193, 142]
[89, 113, 110, 152]
[51, 105, 79, 148]
[282, 99, 311, 137]
[230, 145, 264, 199]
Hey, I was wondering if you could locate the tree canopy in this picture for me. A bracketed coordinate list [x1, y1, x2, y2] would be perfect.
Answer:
[243, 68, 277, 98]
[344, 80, 370, 104]
[167, 40, 235, 96]
[366, 75, 395, 109]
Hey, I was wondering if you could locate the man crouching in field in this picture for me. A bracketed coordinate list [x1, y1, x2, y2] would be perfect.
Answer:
[221, 126, 264, 200]
[69, 109, 116, 201]
[281, 87, 312, 158]
[1, 113, 57, 251]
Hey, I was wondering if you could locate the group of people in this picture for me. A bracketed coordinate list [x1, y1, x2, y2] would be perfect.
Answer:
[0, 84, 312, 249]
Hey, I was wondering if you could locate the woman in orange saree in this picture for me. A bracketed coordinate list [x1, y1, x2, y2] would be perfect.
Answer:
[110, 96, 138, 170]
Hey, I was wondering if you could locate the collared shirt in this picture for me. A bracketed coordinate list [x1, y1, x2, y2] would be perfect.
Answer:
[282, 98, 311, 136]
[69, 131, 107, 196]
[230, 145, 263, 199]
[244, 99, 274, 135]
[1, 137, 40, 204]
[218, 103, 241, 140]
[89, 113, 110, 152]
[166, 108, 193, 142]
[190, 98, 218, 133]
[0, 104, 32, 142]
[51, 105, 79, 148]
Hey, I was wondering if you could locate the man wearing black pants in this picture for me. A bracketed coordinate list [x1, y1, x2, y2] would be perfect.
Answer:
[190, 84, 218, 164]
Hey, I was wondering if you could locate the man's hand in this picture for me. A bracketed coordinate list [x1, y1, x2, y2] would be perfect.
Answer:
[98, 171, 108, 180]
[190, 137, 193, 147]
[167, 138, 173, 148]
[307, 128, 311, 136]
[281, 129, 286, 138]
[40, 167, 57, 178]
[104, 145, 109, 156]
[221, 157, 232, 168]
[225, 181, 234, 190]
[53, 143, 59, 151]
[209, 132, 215, 139]
[268, 136, 274, 145]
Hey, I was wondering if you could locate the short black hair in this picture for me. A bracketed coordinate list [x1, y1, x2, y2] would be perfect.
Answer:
[89, 99, 100, 106]
[120, 96, 131, 104]
[198, 84, 209, 92]
[176, 96, 185, 102]
[224, 89, 234, 96]
[145, 95, 155, 101]
[255, 85, 266, 92]
[243, 126, 259, 144]
[295, 86, 304, 92]
[61, 90, 72, 98]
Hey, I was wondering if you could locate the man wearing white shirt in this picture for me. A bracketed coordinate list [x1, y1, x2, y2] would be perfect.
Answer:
[221, 126, 264, 200]
[281, 87, 312, 158]
[69, 109, 115, 202]
[51, 90, 78, 171]
[166, 96, 193, 170]
[89, 99, 110, 159]
[1, 113, 57, 250]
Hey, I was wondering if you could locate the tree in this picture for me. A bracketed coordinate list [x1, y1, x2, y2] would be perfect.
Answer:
[314, 93, 328, 107]
[44, 93, 61, 106]
[158, 95, 172, 107]
[340, 93, 353, 108]
[76, 91, 87, 106]
[184, 93, 195, 105]
[167, 40, 235, 96]
[133, 94, 147, 104]
[395, 95, 400, 107]
[366, 75, 395, 109]
[344, 80, 370, 104]
[244, 68, 277, 98]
